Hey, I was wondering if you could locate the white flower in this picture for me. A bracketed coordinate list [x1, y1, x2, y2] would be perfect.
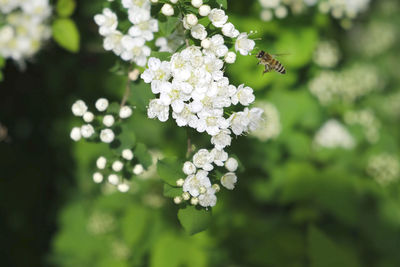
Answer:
[224, 51, 236, 64]
[95, 98, 109, 112]
[225, 157, 238, 172]
[122, 149, 133, 160]
[211, 129, 231, 150]
[96, 156, 107, 169]
[112, 160, 124, 172]
[231, 84, 255, 106]
[193, 149, 214, 171]
[203, 34, 228, 58]
[170, 0, 179, 3]
[183, 161, 196, 175]
[93, 172, 103, 183]
[103, 31, 123, 55]
[72, 100, 87, 116]
[247, 107, 264, 132]
[119, 106, 133, 119]
[141, 57, 171, 84]
[199, 5, 211, 16]
[183, 170, 211, 197]
[222, 23, 239, 38]
[191, 24, 208, 40]
[81, 124, 95, 138]
[108, 174, 119, 185]
[183, 14, 198, 29]
[275, 5, 288, 19]
[210, 148, 228, 166]
[197, 109, 229, 136]
[94, 8, 118, 36]
[235, 33, 255, 56]
[70, 127, 82, 141]
[120, 36, 150, 66]
[314, 119, 355, 149]
[100, 129, 115, 143]
[161, 4, 174, 16]
[229, 111, 250, 136]
[191, 0, 203, 8]
[83, 112, 94, 123]
[133, 164, 144, 175]
[221, 172, 237, 190]
[128, 19, 158, 41]
[198, 187, 217, 207]
[201, 38, 211, 49]
[103, 115, 115, 127]
[208, 9, 228, 28]
[118, 183, 130, 192]
[148, 99, 170, 122]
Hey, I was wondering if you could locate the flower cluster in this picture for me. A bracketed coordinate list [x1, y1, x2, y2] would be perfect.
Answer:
[313, 40, 340, 68]
[344, 109, 380, 144]
[0, 0, 52, 64]
[313, 119, 355, 149]
[251, 101, 281, 142]
[309, 64, 381, 105]
[94, 0, 158, 66]
[70, 98, 133, 143]
[367, 154, 400, 186]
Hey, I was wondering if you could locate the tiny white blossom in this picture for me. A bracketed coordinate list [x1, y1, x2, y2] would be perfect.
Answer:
[198, 187, 217, 207]
[231, 84, 255, 106]
[183, 170, 211, 197]
[161, 4, 174, 16]
[222, 23, 239, 38]
[211, 129, 232, 150]
[191, 0, 203, 8]
[183, 161, 197, 175]
[118, 183, 130, 192]
[70, 127, 82, 141]
[224, 51, 237, 64]
[100, 129, 115, 143]
[208, 9, 228, 28]
[191, 24, 207, 40]
[96, 156, 107, 169]
[108, 174, 119, 185]
[225, 157, 238, 172]
[183, 14, 198, 29]
[148, 99, 170, 122]
[211, 148, 228, 166]
[235, 33, 255, 56]
[103, 115, 115, 127]
[112, 160, 124, 172]
[72, 100, 87, 116]
[95, 98, 109, 112]
[199, 5, 211, 16]
[94, 8, 118, 36]
[221, 172, 237, 190]
[122, 149, 133, 160]
[201, 38, 211, 49]
[133, 164, 144, 175]
[119, 106, 133, 119]
[83, 112, 94, 123]
[81, 124, 95, 138]
[193, 149, 214, 171]
[93, 172, 104, 183]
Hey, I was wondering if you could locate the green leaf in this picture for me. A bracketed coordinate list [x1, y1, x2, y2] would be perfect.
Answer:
[157, 159, 184, 186]
[178, 206, 211, 235]
[134, 143, 152, 169]
[163, 184, 182, 198]
[216, 0, 228, 9]
[52, 18, 80, 53]
[150, 51, 172, 61]
[56, 0, 76, 17]
[107, 102, 121, 114]
[159, 16, 180, 36]
[0, 56, 5, 68]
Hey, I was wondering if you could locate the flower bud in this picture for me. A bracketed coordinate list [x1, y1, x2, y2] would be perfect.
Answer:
[122, 149, 133, 160]
[100, 129, 115, 143]
[225, 157, 238, 172]
[212, 184, 220, 192]
[95, 98, 109, 112]
[191, 0, 203, 8]
[174, 196, 182, 204]
[118, 183, 130, 192]
[199, 186, 207, 194]
[103, 115, 115, 127]
[83, 112, 94, 123]
[161, 4, 174, 16]
[93, 172, 103, 183]
[170, 0, 178, 3]
[133, 164, 144, 175]
[199, 5, 211, 16]
[72, 100, 87, 116]
[81, 124, 95, 138]
[201, 38, 211, 49]
[112, 160, 123, 172]
[224, 52, 237, 64]
[119, 106, 132, 119]
[182, 161, 196, 175]
[96, 156, 107, 169]
[182, 192, 190, 200]
[70, 127, 82, 141]
[108, 174, 119, 185]
[190, 197, 199, 205]
[176, 178, 185, 187]
[186, 14, 198, 26]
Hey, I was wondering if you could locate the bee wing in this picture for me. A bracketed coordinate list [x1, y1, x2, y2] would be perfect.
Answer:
[271, 53, 290, 58]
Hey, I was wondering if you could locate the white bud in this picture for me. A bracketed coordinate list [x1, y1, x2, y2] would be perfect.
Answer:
[100, 129, 115, 143]
[83, 112, 94, 123]
[186, 14, 198, 26]
[119, 106, 132, 119]
[112, 160, 124, 172]
[199, 5, 211, 16]
[191, 0, 203, 8]
[133, 164, 144, 175]
[190, 197, 199, 205]
[224, 51, 237, 64]
[150, 0, 158, 3]
[122, 149, 133, 160]
[96, 156, 107, 169]
[201, 38, 211, 49]
[212, 184, 220, 192]
[182, 161, 196, 175]
[71, 100, 87, 116]
[108, 174, 119, 185]
[221, 172, 237, 190]
[161, 4, 174, 16]
[129, 69, 140, 81]
[170, 0, 178, 3]
[225, 157, 238, 172]
[81, 124, 95, 138]
[199, 186, 207, 194]
[182, 192, 190, 200]
[118, 183, 130, 192]
[103, 115, 115, 127]
[70, 127, 82, 141]
[174, 196, 182, 204]
[95, 98, 109, 112]
[93, 172, 103, 183]
[176, 178, 185, 187]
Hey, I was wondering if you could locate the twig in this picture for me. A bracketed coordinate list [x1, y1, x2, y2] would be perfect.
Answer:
[120, 65, 133, 107]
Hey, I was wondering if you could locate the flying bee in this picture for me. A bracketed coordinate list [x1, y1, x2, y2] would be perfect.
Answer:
[256, 51, 286, 75]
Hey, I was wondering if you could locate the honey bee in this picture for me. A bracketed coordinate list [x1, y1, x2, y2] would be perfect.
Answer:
[256, 51, 286, 75]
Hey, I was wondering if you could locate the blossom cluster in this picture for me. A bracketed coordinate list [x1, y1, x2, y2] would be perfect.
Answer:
[344, 109, 380, 144]
[70, 98, 133, 143]
[313, 119, 355, 149]
[313, 40, 340, 68]
[309, 64, 381, 105]
[94, 0, 158, 66]
[367, 154, 400, 186]
[258, 0, 370, 25]
[0, 0, 52, 64]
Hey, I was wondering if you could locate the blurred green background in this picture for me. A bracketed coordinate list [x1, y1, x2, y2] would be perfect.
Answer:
[1, 0, 400, 266]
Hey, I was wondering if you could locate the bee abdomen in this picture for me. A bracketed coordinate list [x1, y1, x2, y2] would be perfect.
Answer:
[274, 62, 286, 74]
